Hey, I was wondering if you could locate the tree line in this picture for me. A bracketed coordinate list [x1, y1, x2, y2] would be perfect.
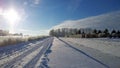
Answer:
[49, 28, 120, 38]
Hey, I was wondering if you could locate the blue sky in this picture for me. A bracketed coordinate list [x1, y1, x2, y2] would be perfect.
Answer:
[0, 0, 120, 35]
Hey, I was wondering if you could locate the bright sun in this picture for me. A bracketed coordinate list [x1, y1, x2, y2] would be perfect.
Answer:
[3, 8, 20, 24]
[3, 8, 21, 33]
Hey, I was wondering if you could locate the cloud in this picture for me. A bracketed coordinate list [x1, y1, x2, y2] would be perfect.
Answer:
[22, 0, 41, 7]
[52, 11, 120, 30]
[23, 0, 41, 7]
[23, 1, 28, 5]
[34, 0, 40, 5]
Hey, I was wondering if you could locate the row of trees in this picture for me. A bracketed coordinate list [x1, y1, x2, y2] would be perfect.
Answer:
[49, 28, 120, 38]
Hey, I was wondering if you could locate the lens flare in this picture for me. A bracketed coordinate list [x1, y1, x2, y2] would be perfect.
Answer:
[3, 8, 21, 33]
[3, 8, 20, 23]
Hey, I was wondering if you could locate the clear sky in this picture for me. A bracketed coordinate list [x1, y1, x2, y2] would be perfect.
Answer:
[0, 0, 120, 36]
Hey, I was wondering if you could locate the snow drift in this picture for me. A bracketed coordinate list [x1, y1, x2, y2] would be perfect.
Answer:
[52, 11, 120, 30]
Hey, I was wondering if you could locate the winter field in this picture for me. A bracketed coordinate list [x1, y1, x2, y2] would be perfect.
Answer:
[0, 37, 53, 68]
[59, 38, 120, 68]
[0, 37, 120, 68]
[0, 36, 47, 47]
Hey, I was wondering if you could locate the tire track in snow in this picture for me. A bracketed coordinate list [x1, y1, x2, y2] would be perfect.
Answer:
[0, 38, 50, 68]
[13, 45, 44, 68]
[23, 38, 53, 68]
[0, 41, 43, 66]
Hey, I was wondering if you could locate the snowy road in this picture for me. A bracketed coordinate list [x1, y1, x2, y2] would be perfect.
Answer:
[0, 37, 53, 68]
[48, 38, 109, 68]
[0, 37, 120, 68]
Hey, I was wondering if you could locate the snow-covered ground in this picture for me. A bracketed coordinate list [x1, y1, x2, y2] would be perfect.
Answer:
[0, 37, 120, 68]
[0, 37, 53, 68]
[47, 38, 111, 68]
[59, 38, 120, 68]
[61, 38, 120, 57]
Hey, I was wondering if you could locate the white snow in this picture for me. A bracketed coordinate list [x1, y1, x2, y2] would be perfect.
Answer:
[61, 38, 120, 57]
[60, 38, 120, 68]
[52, 11, 120, 30]
[0, 40, 43, 66]
[0, 37, 120, 68]
[48, 37, 107, 68]
[0, 37, 53, 68]
[13, 46, 43, 68]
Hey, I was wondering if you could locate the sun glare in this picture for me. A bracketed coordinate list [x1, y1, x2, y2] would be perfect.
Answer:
[2, 8, 21, 33]
[3, 8, 20, 24]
